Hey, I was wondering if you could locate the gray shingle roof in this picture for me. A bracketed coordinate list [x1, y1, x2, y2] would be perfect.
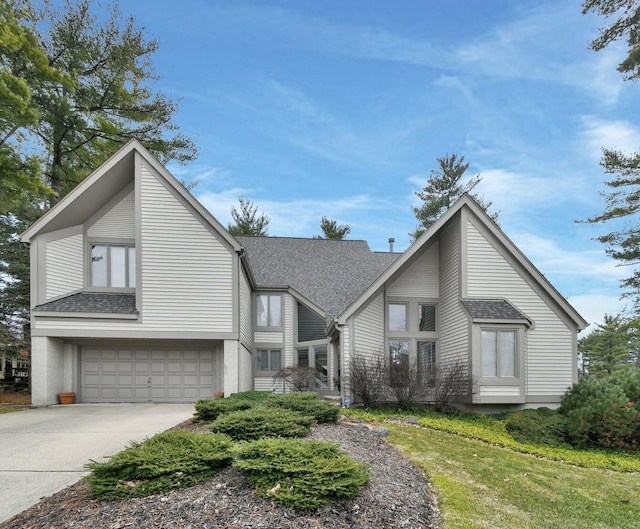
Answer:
[35, 293, 137, 314]
[237, 236, 400, 323]
[461, 299, 529, 321]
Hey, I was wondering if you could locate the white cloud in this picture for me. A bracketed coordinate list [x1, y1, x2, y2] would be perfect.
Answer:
[578, 116, 640, 161]
[567, 294, 628, 331]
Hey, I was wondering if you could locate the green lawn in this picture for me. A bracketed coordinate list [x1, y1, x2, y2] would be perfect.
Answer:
[344, 409, 640, 529]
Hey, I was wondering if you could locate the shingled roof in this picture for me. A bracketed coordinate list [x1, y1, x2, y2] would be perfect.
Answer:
[461, 299, 530, 322]
[35, 293, 137, 314]
[237, 236, 400, 323]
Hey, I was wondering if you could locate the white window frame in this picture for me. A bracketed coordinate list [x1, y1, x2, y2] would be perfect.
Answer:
[89, 242, 136, 290]
[256, 294, 283, 329]
[480, 327, 520, 380]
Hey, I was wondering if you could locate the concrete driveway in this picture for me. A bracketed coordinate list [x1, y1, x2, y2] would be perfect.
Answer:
[0, 403, 195, 524]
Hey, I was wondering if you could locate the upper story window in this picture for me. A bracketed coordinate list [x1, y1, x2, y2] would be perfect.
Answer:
[481, 329, 516, 377]
[256, 294, 282, 328]
[91, 244, 136, 288]
[387, 300, 437, 334]
[388, 303, 407, 331]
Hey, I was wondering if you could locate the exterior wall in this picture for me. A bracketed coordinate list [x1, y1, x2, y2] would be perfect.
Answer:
[387, 243, 439, 298]
[31, 336, 69, 406]
[352, 290, 384, 360]
[44, 228, 84, 301]
[87, 189, 135, 238]
[239, 270, 253, 348]
[465, 217, 575, 400]
[139, 158, 234, 333]
[438, 218, 471, 370]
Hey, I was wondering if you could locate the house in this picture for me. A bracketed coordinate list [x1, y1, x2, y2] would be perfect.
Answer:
[21, 140, 588, 409]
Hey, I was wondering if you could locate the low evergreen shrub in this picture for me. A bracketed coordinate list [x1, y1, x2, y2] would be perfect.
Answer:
[226, 391, 276, 403]
[209, 406, 314, 441]
[504, 408, 568, 447]
[558, 368, 640, 450]
[194, 398, 253, 422]
[85, 430, 234, 499]
[271, 393, 340, 424]
[233, 438, 370, 510]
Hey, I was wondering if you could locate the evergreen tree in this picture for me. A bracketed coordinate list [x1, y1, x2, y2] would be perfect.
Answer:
[227, 198, 270, 236]
[411, 153, 496, 240]
[315, 217, 351, 239]
[578, 314, 631, 376]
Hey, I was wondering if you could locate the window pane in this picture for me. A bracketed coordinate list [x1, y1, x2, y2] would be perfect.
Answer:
[389, 339, 409, 364]
[128, 247, 136, 288]
[298, 349, 309, 367]
[482, 330, 497, 377]
[418, 341, 436, 386]
[269, 296, 281, 327]
[418, 304, 436, 331]
[499, 331, 516, 377]
[257, 350, 269, 371]
[110, 246, 126, 287]
[388, 303, 407, 331]
[91, 245, 107, 287]
[270, 350, 282, 372]
[256, 296, 268, 326]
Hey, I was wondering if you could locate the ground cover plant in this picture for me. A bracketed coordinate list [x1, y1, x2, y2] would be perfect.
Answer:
[208, 406, 315, 441]
[85, 430, 234, 499]
[233, 437, 370, 510]
[194, 398, 253, 422]
[344, 407, 640, 528]
[270, 392, 340, 423]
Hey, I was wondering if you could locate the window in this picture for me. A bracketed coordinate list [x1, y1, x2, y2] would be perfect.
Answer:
[256, 349, 282, 373]
[256, 295, 282, 327]
[482, 330, 516, 377]
[388, 303, 407, 331]
[91, 244, 135, 288]
[417, 341, 437, 386]
[418, 304, 436, 332]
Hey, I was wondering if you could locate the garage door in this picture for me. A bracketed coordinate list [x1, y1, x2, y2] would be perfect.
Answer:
[81, 347, 217, 403]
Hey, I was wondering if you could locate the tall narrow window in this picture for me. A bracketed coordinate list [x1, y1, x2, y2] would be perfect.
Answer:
[417, 341, 437, 387]
[418, 304, 436, 332]
[256, 295, 282, 327]
[91, 244, 135, 288]
[482, 330, 516, 377]
[388, 303, 407, 331]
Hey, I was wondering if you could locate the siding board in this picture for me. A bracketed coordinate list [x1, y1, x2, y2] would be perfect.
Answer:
[353, 292, 384, 361]
[387, 244, 439, 297]
[46, 231, 83, 300]
[87, 190, 135, 238]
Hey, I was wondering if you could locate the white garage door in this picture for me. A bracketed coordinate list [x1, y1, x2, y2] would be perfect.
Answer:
[81, 347, 217, 403]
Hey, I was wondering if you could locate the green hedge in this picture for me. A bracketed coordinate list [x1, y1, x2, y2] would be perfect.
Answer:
[194, 398, 253, 422]
[209, 406, 315, 441]
[271, 393, 340, 424]
[85, 430, 234, 499]
[233, 438, 370, 510]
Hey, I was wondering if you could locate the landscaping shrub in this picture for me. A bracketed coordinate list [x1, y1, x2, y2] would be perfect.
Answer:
[85, 430, 234, 499]
[209, 406, 315, 441]
[505, 408, 568, 447]
[233, 438, 370, 510]
[226, 390, 276, 403]
[271, 392, 340, 424]
[194, 398, 253, 422]
[559, 368, 640, 450]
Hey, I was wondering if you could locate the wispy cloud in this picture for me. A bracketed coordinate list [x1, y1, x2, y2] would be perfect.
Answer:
[578, 116, 640, 161]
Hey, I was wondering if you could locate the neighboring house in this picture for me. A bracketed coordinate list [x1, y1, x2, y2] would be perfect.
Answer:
[21, 140, 587, 409]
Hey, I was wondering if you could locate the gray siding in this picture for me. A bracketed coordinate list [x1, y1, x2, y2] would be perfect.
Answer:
[239, 270, 252, 348]
[438, 218, 469, 368]
[139, 159, 234, 332]
[387, 243, 439, 297]
[465, 219, 574, 396]
[353, 291, 385, 360]
[45, 230, 84, 300]
[87, 190, 135, 238]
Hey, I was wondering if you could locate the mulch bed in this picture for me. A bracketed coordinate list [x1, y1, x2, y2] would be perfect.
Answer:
[1, 420, 441, 529]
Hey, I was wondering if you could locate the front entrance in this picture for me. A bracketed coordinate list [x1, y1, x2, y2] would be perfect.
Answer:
[297, 345, 328, 390]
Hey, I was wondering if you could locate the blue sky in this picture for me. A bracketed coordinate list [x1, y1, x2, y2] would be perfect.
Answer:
[114, 0, 640, 329]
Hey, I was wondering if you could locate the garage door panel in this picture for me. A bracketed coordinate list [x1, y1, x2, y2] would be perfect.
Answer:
[81, 347, 217, 403]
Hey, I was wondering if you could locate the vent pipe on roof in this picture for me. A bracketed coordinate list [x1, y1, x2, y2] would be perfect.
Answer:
[388, 237, 395, 252]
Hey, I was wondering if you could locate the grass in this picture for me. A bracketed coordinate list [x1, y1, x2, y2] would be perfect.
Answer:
[0, 390, 30, 413]
[344, 408, 640, 529]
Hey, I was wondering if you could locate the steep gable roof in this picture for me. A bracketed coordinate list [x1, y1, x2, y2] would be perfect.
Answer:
[335, 194, 588, 331]
[20, 139, 242, 252]
[237, 236, 400, 323]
